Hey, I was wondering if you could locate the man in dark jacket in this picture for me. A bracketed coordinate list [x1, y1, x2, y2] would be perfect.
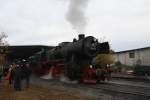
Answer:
[11, 65, 22, 91]
[21, 63, 32, 88]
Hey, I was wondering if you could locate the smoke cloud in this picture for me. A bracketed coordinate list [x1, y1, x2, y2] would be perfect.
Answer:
[66, 0, 89, 33]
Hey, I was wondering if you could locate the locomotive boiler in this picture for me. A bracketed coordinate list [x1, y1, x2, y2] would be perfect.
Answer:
[29, 34, 110, 81]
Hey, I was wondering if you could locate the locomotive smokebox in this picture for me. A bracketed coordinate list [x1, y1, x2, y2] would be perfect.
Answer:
[78, 34, 85, 40]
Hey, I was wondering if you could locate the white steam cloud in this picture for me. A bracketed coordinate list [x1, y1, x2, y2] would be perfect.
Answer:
[66, 0, 89, 33]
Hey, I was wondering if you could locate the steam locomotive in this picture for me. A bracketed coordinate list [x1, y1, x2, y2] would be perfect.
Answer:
[29, 34, 110, 83]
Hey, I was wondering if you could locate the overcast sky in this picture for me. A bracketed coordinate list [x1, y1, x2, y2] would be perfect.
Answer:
[0, 0, 150, 51]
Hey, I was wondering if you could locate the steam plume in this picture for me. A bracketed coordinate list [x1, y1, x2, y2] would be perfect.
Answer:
[66, 0, 89, 33]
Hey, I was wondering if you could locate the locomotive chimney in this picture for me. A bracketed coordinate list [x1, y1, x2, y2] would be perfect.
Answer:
[78, 34, 85, 40]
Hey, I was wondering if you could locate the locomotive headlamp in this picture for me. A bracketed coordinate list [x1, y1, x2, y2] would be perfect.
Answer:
[22, 59, 26, 62]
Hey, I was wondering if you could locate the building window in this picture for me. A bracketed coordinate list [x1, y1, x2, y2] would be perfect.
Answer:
[129, 52, 135, 58]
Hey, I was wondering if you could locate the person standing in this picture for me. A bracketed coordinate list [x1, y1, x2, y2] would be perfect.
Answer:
[25, 63, 31, 88]
[11, 63, 22, 91]
[0, 67, 3, 83]
[7, 63, 16, 85]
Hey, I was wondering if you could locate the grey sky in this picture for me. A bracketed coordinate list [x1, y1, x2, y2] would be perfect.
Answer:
[0, 0, 150, 51]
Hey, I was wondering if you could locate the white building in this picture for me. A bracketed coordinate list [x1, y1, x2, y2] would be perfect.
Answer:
[113, 47, 150, 66]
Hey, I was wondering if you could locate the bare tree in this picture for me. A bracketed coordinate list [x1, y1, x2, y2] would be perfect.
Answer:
[0, 32, 8, 46]
[0, 32, 9, 68]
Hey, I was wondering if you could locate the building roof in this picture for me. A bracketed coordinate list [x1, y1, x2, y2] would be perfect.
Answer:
[115, 46, 150, 54]
[5, 45, 54, 60]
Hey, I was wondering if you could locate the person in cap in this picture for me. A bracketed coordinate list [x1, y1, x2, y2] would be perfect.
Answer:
[11, 62, 22, 91]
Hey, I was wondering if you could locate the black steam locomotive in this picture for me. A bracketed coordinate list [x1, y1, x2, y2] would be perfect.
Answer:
[29, 34, 110, 82]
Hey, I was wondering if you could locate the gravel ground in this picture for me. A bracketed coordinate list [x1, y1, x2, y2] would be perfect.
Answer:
[0, 78, 94, 100]
[1, 75, 149, 100]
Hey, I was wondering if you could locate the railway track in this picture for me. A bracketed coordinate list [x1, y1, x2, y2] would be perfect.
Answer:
[60, 81, 150, 100]
[85, 83, 150, 98]
[64, 80, 150, 98]
[112, 76, 150, 83]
